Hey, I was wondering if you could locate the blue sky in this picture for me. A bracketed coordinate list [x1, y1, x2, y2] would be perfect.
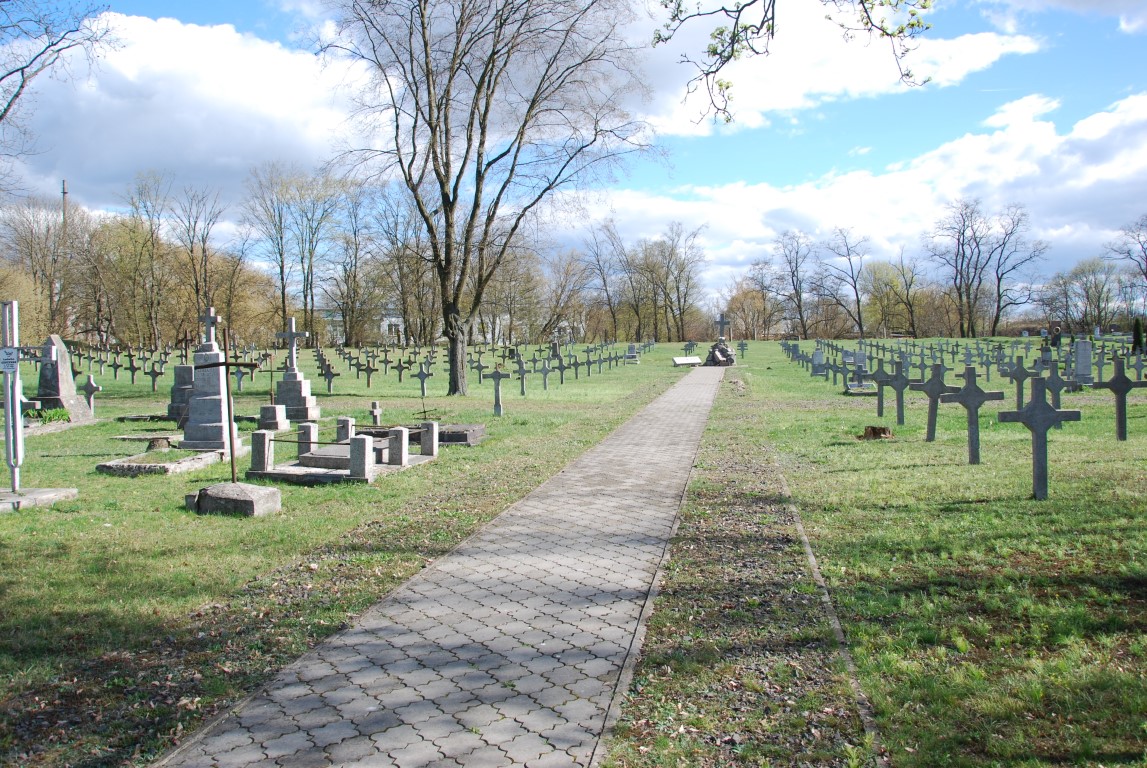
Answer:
[13, 0, 1147, 299]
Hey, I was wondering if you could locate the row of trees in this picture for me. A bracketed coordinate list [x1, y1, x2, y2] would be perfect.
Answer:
[722, 201, 1147, 341]
[0, 168, 710, 352]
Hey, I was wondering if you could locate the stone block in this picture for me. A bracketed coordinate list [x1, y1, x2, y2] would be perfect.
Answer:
[187, 482, 280, 517]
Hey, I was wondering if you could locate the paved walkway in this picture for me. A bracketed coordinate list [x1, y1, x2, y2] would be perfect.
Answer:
[157, 366, 726, 768]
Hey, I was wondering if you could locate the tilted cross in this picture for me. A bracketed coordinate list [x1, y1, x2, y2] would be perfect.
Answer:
[998, 378, 1081, 500]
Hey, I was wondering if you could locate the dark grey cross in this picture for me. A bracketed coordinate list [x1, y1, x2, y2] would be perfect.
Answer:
[145, 362, 164, 392]
[414, 363, 433, 398]
[539, 358, 552, 391]
[514, 358, 528, 396]
[737, 340, 748, 357]
[1006, 356, 1034, 409]
[471, 358, 488, 381]
[582, 352, 593, 379]
[870, 359, 893, 418]
[716, 313, 730, 337]
[1043, 362, 1072, 430]
[570, 356, 581, 380]
[108, 355, 123, 380]
[123, 353, 142, 385]
[910, 363, 959, 442]
[998, 378, 1081, 500]
[78, 375, 102, 415]
[886, 361, 913, 426]
[484, 367, 511, 416]
[554, 355, 568, 385]
[941, 366, 1004, 464]
[232, 365, 248, 392]
[322, 366, 340, 394]
[360, 361, 378, 388]
[1093, 355, 1147, 441]
[394, 358, 410, 383]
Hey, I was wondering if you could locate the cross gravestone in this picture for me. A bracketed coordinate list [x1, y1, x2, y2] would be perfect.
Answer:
[941, 366, 1004, 464]
[414, 363, 433, 398]
[886, 361, 913, 426]
[274, 317, 320, 422]
[1006, 356, 1034, 409]
[484, 367, 511, 417]
[910, 364, 959, 442]
[1093, 355, 1147, 441]
[998, 378, 1081, 500]
[181, 307, 245, 456]
[78, 375, 102, 416]
[716, 313, 730, 338]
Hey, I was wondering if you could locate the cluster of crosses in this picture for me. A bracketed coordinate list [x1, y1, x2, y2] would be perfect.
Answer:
[782, 334, 1146, 500]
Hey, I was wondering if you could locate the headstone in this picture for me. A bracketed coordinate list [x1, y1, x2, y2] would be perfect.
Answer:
[485, 367, 510, 416]
[35, 335, 93, 422]
[167, 365, 195, 421]
[274, 318, 321, 422]
[1074, 340, 1094, 385]
[78, 375, 102, 416]
[259, 404, 290, 431]
[181, 308, 244, 456]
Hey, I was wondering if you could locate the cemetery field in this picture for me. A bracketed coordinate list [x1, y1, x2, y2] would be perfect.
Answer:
[607, 341, 1147, 767]
[0, 348, 690, 766]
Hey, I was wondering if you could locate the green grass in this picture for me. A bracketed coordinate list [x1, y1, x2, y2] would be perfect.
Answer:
[0, 344, 687, 766]
[607, 340, 1147, 767]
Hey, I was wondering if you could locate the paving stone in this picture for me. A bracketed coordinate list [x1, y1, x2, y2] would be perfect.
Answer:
[151, 368, 724, 768]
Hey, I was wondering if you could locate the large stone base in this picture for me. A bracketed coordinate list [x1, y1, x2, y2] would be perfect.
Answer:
[186, 482, 280, 516]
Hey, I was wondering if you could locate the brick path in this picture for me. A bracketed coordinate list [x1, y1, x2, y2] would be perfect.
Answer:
[156, 366, 725, 768]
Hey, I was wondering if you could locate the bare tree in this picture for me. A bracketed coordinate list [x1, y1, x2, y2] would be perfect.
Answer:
[889, 246, 925, 337]
[0, 2, 113, 189]
[653, 0, 931, 119]
[752, 230, 815, 339]
[1104, 213, 1147, 287]
[816, 227, 867, 337]
[0, 195, 71, 334]
[170, 185, 226, 321]
[242, 162, 295, 329]
[326, 0, 649, 394]
[925, 199, 994, 338]
[288, 172, 342, 339]
[582, 220, 627, 341]
[322, 182, 384, 346]
[120, 172, 175, 346]
[986, 204, 1046, 336]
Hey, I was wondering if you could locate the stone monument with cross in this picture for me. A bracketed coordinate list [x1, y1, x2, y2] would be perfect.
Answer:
[274, 317, 320, 423]
[940, 365, 1004, 465]
[180, 307, 245, 456]
[1093, 355, 1147, 441]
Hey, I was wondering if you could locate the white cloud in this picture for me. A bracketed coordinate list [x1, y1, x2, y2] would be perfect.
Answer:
[14, 13, 364, 210]
[977, 0, 1147, 34]
[640, 0, 1040, 137]
[576, 91, 1147, 295]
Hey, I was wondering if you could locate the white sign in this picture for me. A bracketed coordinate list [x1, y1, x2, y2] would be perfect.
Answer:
[0, 347, 18, 374]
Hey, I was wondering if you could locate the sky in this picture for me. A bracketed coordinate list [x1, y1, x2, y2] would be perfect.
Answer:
[10, 0, 1147, 300]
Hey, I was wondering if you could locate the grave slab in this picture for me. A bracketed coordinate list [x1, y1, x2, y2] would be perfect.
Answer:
[186, 482, 281, 517]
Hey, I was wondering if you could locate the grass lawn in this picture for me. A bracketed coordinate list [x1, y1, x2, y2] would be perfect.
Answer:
[606, 341, 1147, 767]
[4, 339, 1145, 767]
[0, 344, 688, 766]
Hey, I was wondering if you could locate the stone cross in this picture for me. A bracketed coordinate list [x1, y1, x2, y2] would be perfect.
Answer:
[910, 363, 959, 442]
[79, 375, 103, 415]
[484, 367, 511, 416]
[414, 363, 433, 398]
[941, 366, 1004, 464]
[716, 313, 730, 338]
[200, 306, 222, 348]
[514, 357, 528, 396]
[554, 355, 567, 385]
[870, 359, 892, 418]
[886, 361, 913, 426]
[998, 378, 1081, 500]
[394, 358, 410, 383]
[145, 363, 164, 392]
[276, 317, 308, 372]
[1093, 355, 1147, 441]
[539, 358, 552, 391]
[1006, 356, 1034, 409]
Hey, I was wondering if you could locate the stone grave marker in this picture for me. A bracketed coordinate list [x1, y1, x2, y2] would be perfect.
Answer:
[1093, 355, 1147, 441]
[484, 367, 510, 416]
[274, 318, 320, 422]
[910, 363, 959, 442]
[998, 378, 1081, 500]
[34, 335, 93, 423]
[941, 366, 1004, 464]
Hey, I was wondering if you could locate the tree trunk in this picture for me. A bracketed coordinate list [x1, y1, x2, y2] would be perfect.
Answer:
[444, 307, 470, 395]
